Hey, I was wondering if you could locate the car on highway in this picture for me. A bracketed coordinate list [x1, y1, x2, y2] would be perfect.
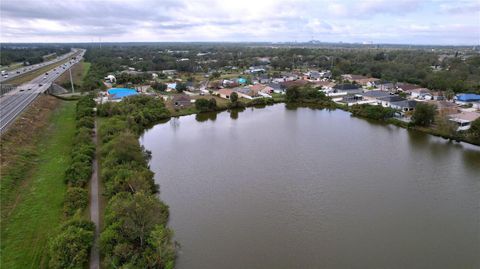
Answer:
[39, 84, 43, 86]
[20, 89, 25, 92]
[43, 76, 47, 79]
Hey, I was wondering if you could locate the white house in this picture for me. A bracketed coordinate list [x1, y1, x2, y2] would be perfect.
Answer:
[448, 112, 480, 131]
[105, 75, 116, 83]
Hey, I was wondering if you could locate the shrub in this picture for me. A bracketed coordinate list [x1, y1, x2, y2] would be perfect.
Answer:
[350, 104, 396, 120]
[48, 221, 94, 269]
[64, 187, 89, 217]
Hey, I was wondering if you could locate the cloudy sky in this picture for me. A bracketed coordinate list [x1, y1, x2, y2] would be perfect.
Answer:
[1, 0, 479, 45]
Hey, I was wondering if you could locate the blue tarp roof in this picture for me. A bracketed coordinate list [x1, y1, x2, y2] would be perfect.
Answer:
[108, 88, 138, 99]
[456, 94, 480, 102]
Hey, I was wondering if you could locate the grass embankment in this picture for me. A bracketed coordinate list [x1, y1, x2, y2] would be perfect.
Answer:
[54, 61, 91, 88]
[0, 100, 77, 268]
[5, 51, 81, 86]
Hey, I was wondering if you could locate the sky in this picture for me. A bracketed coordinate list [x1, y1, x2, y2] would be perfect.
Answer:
[1, 0, 479, 45]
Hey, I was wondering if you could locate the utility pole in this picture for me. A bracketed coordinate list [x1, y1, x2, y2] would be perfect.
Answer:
[69, 68, 75, 93]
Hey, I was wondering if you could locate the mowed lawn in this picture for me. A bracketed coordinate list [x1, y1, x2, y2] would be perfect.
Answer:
[1, 101, 77, 268]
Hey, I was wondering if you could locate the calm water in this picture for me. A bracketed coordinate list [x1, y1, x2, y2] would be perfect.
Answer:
[140, 104, 480, 269]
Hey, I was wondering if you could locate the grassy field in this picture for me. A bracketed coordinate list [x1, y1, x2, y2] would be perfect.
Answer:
[54, 61, 90, 88]
[0, 101, 77, 269]
[5, 51, 81, 86]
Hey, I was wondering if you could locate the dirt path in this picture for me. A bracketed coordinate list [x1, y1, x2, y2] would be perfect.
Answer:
[89, 121, 100, 269]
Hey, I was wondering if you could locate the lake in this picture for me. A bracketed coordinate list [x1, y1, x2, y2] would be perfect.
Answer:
[140, 104, 480, 269]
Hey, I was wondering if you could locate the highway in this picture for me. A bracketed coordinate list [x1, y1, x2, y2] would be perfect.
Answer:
[1, 48, 79, 83]
[0, 49, 85, 132]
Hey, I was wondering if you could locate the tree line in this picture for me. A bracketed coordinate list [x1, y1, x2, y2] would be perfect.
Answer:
[97, 95, 176, 268]
[48, 95, 96, 268]
[79, 44, 479, 94]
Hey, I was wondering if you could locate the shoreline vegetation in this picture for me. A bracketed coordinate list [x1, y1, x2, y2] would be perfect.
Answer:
[97, 96, 176, 268]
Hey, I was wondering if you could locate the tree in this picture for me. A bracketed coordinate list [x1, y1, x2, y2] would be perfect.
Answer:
[175, 83, 187, 93]
[469, 118, 480, 137]
[151, 82, 167, 92]
[208, 98, 217, 110]
[49, 224, 94, 269]
[285, 86, 300, 102]
[230, 92, 238, 103]
[444, 89, 455, 100]
[412, 103, 436, 126]
[210, 72, 221, 79]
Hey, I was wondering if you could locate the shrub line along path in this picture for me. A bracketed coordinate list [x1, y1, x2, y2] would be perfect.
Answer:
[89, 120, 100, 269]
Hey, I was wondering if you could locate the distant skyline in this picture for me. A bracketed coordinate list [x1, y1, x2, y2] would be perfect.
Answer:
[1, 0, 479, 45]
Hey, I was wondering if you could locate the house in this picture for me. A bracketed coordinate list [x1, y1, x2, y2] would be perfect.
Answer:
[162, 70, 177, 75]
[256, 74, 270, 84]
[217, 89, 234, 99]
[341, 74, 380, 86]
[306, 71, 321, 81]
[104, 74, 116, 83]
[390, 100, 417, 112]
[448, 112, 480, 131]
[454, 93, 480, 105]
[312, 81, 336, 90]
[268, 82, 284, 94]
[375, 82, 396, 91]
[332, 84, 363, 94]
[222, 79, 235, 87]
[319, 70, 332, 78]
[432, 91, 445, 101]
[408, 88, 432, 100]
[172, 95, 192, 107]
[397, 83, 422, 92]
[166, 83, 177, 91]
[359, 90, 391, 103]
[341, 94, 364, 106]
[377, 96, 406, 107]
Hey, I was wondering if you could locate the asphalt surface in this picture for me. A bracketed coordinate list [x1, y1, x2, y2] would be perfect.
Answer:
[0, 49, 79, 83]
[0, 49, 85, 132]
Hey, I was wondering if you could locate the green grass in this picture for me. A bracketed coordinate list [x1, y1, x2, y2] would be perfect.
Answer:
[0, 101, 77, 269]
[82, 62, 91, 81]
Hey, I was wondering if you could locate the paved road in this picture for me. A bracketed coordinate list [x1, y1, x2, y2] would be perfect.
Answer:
[89, 121, 100, 269]
[0, 49, 85, 132]
[0, 49, 79, 83]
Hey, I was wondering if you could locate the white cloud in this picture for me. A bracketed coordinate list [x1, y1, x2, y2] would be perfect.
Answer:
[0, 0, 478, 44]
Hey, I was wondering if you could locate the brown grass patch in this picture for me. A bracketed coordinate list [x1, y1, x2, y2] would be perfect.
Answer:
[0, 95, 60, 169]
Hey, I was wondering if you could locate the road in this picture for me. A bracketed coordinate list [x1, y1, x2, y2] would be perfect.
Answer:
[0, 49, 85, 132]
[0, 49, 79, 83]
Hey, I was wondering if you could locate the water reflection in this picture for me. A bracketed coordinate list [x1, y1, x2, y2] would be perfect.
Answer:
[142, 104, 480, 269]
[195, 112, 217, 122]
[229, 107, 245, 120]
